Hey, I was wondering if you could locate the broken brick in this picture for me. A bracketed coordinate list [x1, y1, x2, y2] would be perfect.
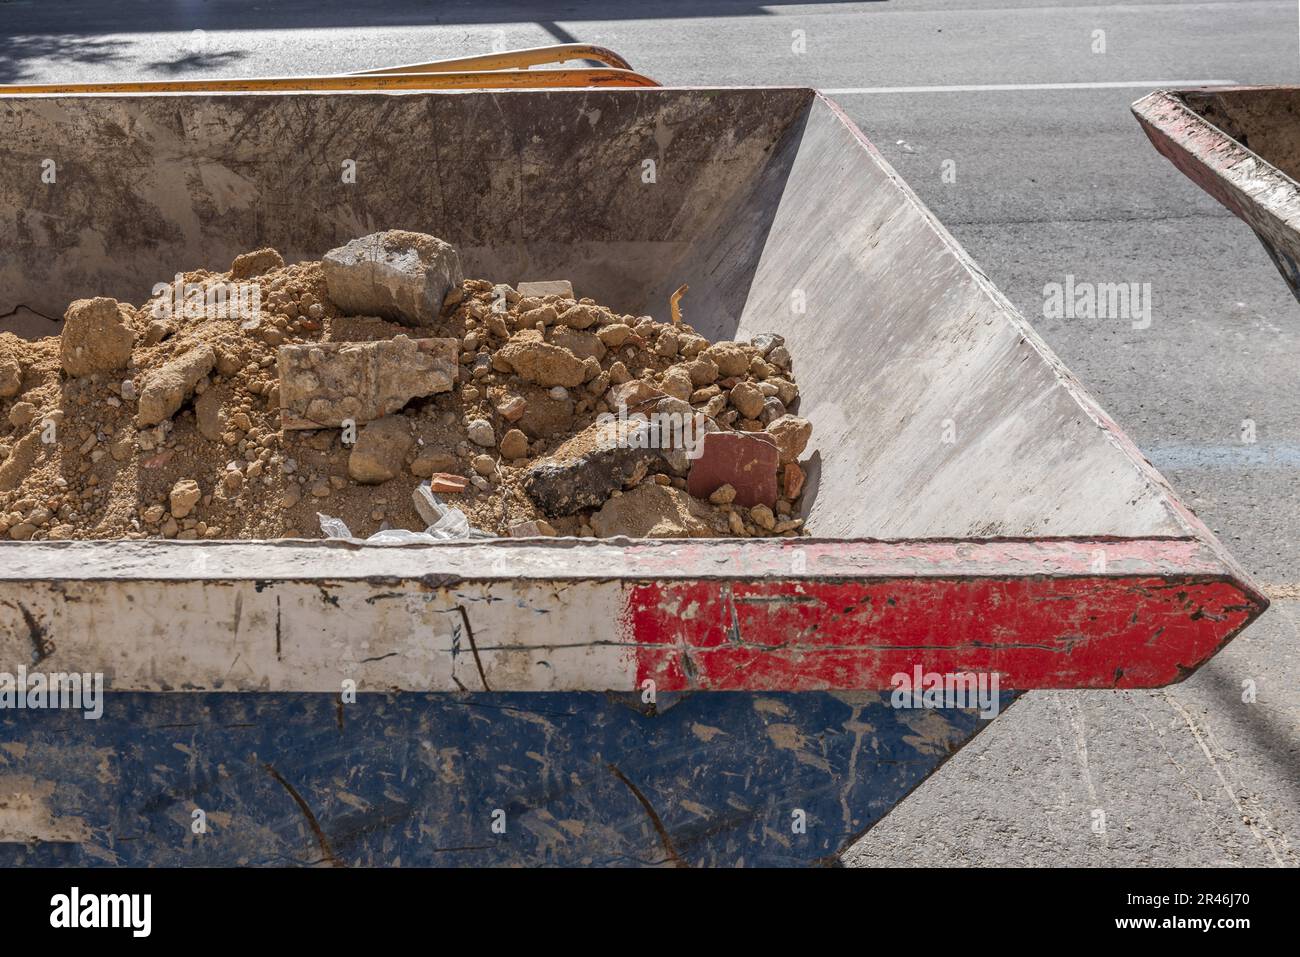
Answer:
[783, 461, 806, 500]
[687, 430, 779, 508]
[428, 473, 468, 494]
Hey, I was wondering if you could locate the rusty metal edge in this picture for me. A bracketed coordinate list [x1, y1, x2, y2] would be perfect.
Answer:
[1133, 87, 1300, 298]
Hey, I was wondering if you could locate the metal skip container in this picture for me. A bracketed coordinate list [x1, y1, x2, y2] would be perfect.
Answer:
[0, 85, 1267, 866]
[1134, 85, 1300, 301]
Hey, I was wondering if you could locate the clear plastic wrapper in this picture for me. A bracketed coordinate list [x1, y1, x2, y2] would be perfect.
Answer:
[318, 481, 491, 543]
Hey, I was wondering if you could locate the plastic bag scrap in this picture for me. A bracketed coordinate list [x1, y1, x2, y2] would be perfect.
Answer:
[318, 481, 492, 544]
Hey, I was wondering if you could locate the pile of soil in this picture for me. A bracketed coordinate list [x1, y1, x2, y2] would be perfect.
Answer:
[0, 246, 811, 542]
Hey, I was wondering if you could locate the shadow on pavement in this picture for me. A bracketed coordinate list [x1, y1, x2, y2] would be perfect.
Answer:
[1201, 647, 1300, 814]
[0, 0, 881, 80]
[0, 33, 127, 83]
[146, 50, 249, 74]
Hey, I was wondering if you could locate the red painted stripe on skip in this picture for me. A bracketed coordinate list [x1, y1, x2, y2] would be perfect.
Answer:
[627, 576, 1257, 691]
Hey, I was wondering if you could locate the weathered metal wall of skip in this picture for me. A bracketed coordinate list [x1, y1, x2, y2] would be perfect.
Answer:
[0, 690, 1013, 867]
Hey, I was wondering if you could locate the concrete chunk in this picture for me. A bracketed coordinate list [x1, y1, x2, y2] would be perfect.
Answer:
[517, 280, 574, 299]
[508, 518, 557, 537]
[322, 230, 464, 326]
[278, 335, 458, 430]
[136, 344, 215, 426]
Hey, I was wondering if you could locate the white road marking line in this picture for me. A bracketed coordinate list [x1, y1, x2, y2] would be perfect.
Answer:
[821, 81, 1237, 94]
[1143, 443, 1300, 469]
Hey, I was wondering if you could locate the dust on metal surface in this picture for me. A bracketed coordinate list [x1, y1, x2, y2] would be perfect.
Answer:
[0, 539, 1265, 693]
[0, 691, 1012, 867]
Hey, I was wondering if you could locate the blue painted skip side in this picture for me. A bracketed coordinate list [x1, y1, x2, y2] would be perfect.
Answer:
[0, 691, 1015, 867]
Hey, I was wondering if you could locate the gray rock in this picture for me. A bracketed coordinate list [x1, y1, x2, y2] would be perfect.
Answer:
[523, 417, 660, 516]
[660, 448, 691, 476]
[750, 332, 785, 357]
[412, 482, 442, 526]
[760, 395, 787, 425]
[467, 418, 495, 447]
[322, 230, 464, 326]
[656, 397, 693, 416]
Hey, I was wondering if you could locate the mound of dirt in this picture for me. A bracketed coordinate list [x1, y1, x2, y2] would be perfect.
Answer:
[0, 233, 812, 541]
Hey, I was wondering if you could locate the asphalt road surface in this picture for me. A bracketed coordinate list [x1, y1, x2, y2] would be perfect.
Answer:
[3, 0, 1297, 866]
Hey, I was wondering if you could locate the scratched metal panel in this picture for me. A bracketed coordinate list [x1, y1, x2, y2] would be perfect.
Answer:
[0, 539, 1266, 691]
[0, 88, 809, 323]
[0, 690, 1015, 867]
[1134, 87, 1300, 302]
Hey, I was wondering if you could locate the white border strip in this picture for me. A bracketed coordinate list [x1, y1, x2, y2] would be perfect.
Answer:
[822, 81, 1237, 95]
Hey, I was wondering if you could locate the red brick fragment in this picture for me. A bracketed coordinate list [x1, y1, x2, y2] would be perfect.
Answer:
[783, 461, 806, 500]
[687, 431, 779, 508]
[429, 472, 468, 494]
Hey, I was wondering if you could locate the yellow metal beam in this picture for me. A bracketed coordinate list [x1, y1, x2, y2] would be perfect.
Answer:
[352, 43, 637, 75]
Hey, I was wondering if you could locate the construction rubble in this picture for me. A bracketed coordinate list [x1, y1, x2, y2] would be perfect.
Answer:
[0, 231, 812, 541]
